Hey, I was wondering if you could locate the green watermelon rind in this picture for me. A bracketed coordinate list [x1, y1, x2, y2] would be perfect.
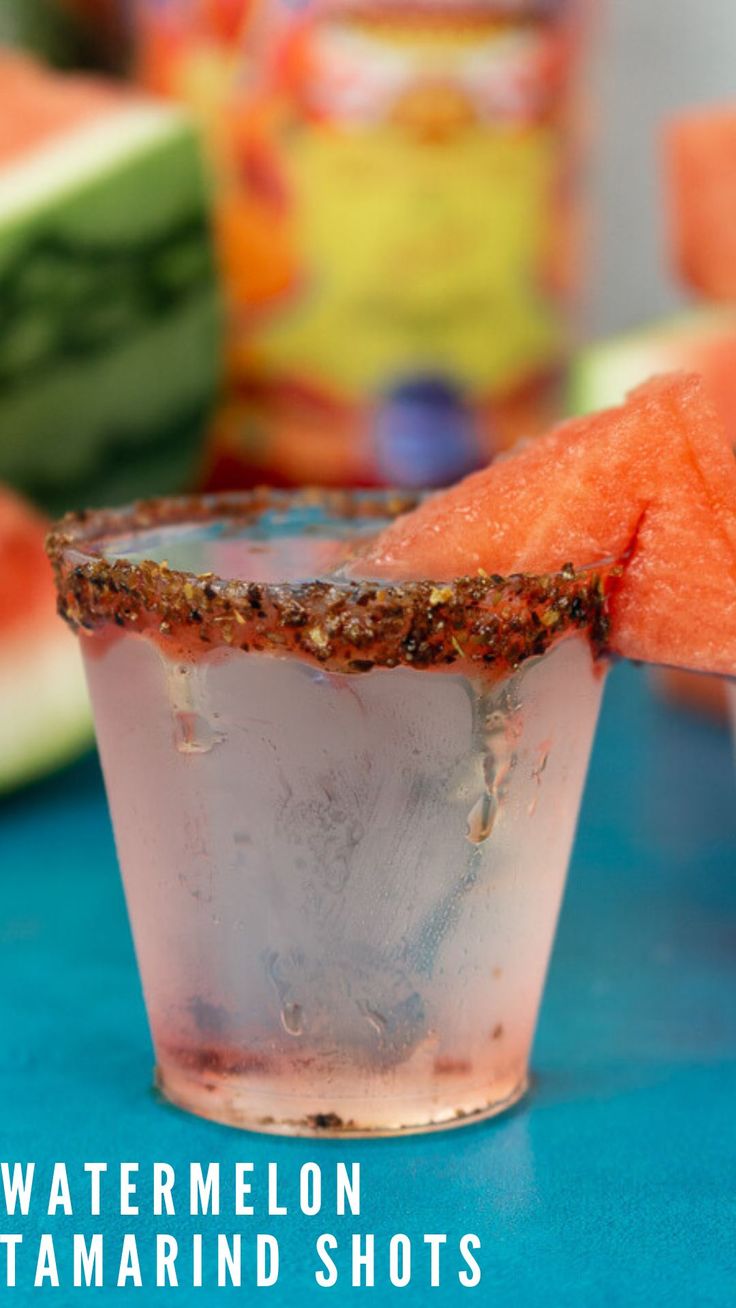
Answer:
[569, 306, 736, 415]
[0, 102, 222, 513]
[0, 298, 221, 515]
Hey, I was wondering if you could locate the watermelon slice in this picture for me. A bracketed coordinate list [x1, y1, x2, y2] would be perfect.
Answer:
[355, 373, 736, 677]
[571, 315, 736, 717]
[666, 108, 736, 301]
[570, 308, 736, 435]
[0, 52, 221, 515]
[0, 484, 91, 792]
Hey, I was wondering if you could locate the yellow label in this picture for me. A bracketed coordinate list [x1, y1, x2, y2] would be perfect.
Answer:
[227, 9, 575, 403]
[208, 6, 578, 479]
[253, 119, 564, 397]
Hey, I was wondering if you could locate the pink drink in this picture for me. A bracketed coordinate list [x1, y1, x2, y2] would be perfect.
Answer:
[49, 491, 608, 1135]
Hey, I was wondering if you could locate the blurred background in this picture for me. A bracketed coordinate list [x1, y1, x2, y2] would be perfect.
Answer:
[1, 0, 736, 794]
[590, 0, 736, 334]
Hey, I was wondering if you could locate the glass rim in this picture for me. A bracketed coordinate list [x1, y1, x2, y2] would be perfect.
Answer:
[47, 487, 614, 675]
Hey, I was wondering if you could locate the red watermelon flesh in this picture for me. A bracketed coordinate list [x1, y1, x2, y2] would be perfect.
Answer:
[572, 309, 736, 446]
[671, 332, 736, 439]
[0, 485, 91, 791]
[0, 52, 130, 165]
[355, 374, 736, 676]
[0, 487, 55, 635]
[666, 109, 736, 300]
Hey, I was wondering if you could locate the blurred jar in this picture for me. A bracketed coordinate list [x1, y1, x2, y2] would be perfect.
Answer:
[135, 0, 591, 489]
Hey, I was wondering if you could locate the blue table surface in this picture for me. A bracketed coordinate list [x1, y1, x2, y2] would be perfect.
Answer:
[1, 662, 735, 1306]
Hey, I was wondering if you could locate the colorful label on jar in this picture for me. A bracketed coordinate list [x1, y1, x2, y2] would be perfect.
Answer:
[141, 3, 581, 487]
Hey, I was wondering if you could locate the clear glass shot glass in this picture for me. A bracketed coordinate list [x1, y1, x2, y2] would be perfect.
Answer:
[48, 490, 609, 1136]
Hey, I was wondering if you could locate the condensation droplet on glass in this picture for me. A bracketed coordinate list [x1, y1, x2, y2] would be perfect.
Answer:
[466, 791, 498, 845]
[281, 1003, 303, 1036]
[349, 820, 365, 845]
[363, 1008, 387, 1038]
[164, 658, 225, 755]
[174, 711, 225, 755]
[462, 865, 479, 890]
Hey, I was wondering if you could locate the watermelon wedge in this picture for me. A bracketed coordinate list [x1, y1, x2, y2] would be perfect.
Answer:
[0, 484, 91, 792]
[666, 108, 736, 301]
[570, 308, 736, 437]
[0, 52, 221, 515]
[570, 313, 736, 717]
[572, 316, 736, 722]
[355, 373, 736, 677]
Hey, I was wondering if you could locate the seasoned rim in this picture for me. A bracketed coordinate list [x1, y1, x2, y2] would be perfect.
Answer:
[47, 488, 614, 675]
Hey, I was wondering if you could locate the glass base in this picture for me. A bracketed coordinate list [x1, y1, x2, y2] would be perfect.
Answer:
[154, 1064, 529, 1138]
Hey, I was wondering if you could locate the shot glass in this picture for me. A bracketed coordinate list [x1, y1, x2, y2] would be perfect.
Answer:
[48, 490, 610, 1136]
